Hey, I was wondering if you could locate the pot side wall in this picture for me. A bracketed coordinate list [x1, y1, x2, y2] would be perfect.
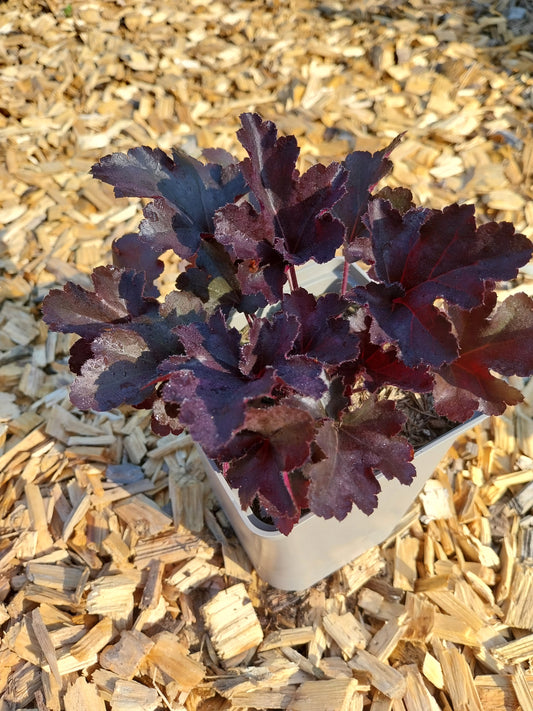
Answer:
[197, 412, 487, 591]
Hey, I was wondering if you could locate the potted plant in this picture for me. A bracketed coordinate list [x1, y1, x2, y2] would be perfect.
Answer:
[42, 114, 533, 589]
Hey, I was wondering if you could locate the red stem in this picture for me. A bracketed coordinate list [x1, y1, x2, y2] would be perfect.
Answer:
[287, 264, 299, 292]
[341, 258, 350, 296]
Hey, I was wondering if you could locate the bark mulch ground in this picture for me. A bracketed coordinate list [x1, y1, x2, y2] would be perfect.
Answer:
[1, 0, 533, 708]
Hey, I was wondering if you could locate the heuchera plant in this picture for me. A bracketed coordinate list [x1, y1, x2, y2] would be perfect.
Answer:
[43, 113, 533, 534]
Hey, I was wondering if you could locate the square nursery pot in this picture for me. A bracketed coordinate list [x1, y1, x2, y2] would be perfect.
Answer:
[196, 258, 488, 590]
[196, 413, 485, 590]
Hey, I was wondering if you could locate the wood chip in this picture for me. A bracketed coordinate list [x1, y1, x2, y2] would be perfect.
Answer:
[63, 676, 107, 711]
[287, 679, 363, 711]
[99, 629, 154, 679]
[350, 649, 407, 699]
[434, 640, 484, 711]
[71, 618, 116, 663]
[322, 612, 370, 660]
[202, 583, 264, 664]
[147, 631, 205, 692]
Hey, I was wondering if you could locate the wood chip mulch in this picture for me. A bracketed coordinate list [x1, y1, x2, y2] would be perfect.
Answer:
[1, 0, 533, 709]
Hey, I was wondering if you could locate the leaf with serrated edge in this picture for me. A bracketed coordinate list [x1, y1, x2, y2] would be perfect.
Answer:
[233, 113, 346, 264]
[284, 289, 361, 366]
[111, 232, 163, 298]
[224, 405, 316, 533]
[434, 293, 533, 419]
[306, 398, 415, 520]
[70, 329, 160, 411]
[91, 146, 245, 258]
[159, 312, 277, 454]
[243, 312, 326, 398]
[42, 266, 157, 340]
[352, 313, 434, 393]
[333, 134, 403, 263]
[351, 200, 532, 367]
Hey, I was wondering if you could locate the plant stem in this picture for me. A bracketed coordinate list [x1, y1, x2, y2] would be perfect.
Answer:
[341, 258, 350, 296]
[287, 264, 299, 292]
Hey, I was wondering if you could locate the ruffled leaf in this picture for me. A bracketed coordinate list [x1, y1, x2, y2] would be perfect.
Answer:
[348, 314, 434, 393]
[159, 311, 277, 454]
[42, 266, 158, 340]
[214, 202, 288, 304]
[69, 328, 162, 411]
[284, 289, 360, 365]
[434, 292, 533, 419]
[332, 135, 403, 263]
[306, 398, 415, 520]
[91, 146, 245, 258]
[229, 112, 347, 265]
[243, 312, 326, 398]
[223, 404, 316, 533]
[111, 232, 164, 298]
[43, 271, 204, 413]
[351, 200, 532, 367]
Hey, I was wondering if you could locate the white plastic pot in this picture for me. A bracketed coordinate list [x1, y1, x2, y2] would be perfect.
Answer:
[197, 414, 485, 591]
[196, 258, 487, 590]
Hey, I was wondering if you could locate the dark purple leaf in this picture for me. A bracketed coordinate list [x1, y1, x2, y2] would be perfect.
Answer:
[243, 313, 326, 398]
[45, 282, 204, 413]
[161, 366, 277, 457]
[332, 134, 403, 263]
[159, 311, 277, 454]
[215, 202, 272, 261]
[176, 239, 240, 307]
[351, 200, 532, 367]
[137, 197, 199, 260]
[214, 202, 287, 304]
[370, 202, 531, 301]
[434, 292, 533, 419]
[112, 232, 164, 298]
[237, 113, 300, 207]
[69, 328, 162, 411]
[433, 371, 521, 421]
[305, 398, 415, 520]
[358, 339, 434, 394]
[91, 146, 245, 258]
[223, 404, 316, 533]
[177, 237, 270, 313]
[234, 113, 347, 264]
[350, 313, 434, 392]
[234, 252, 287, 307]
[42, 266, 158, 340]
[351, 281, 459, 367]
[255, 470, 310, 535]
[284, 289, 360, 365]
